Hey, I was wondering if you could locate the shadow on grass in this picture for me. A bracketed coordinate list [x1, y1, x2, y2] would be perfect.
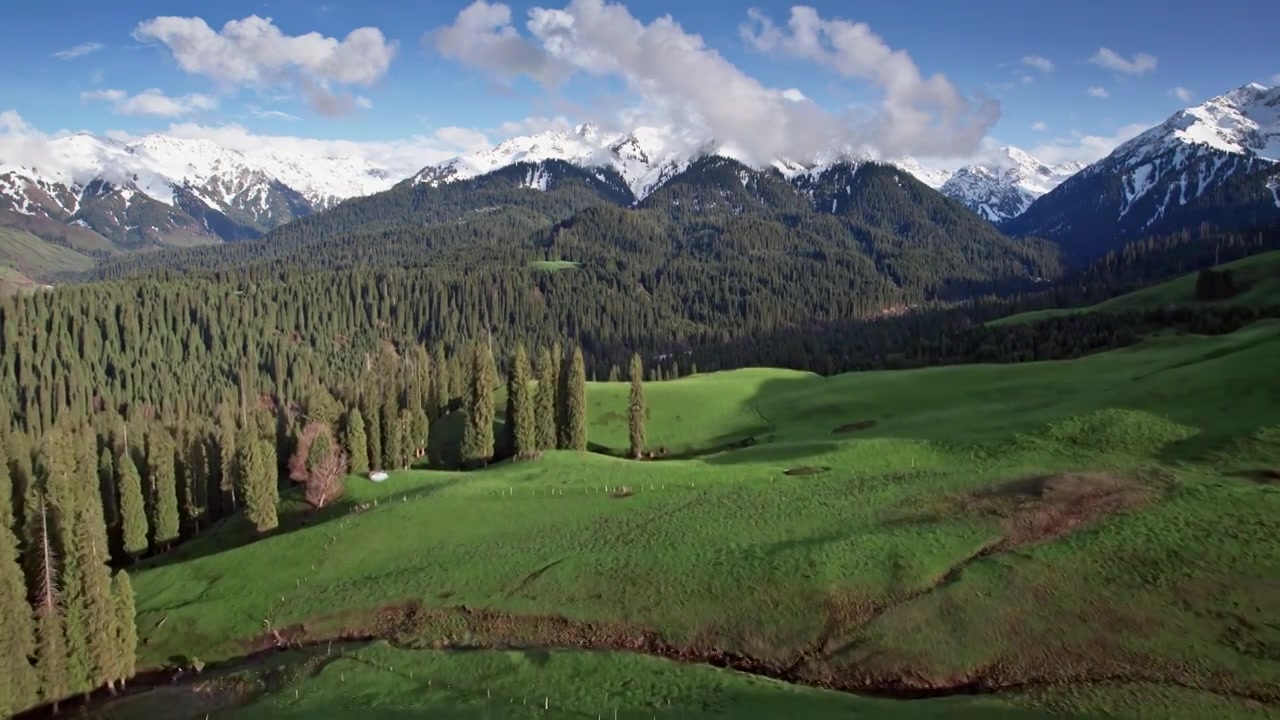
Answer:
[134, 476, 465, 573]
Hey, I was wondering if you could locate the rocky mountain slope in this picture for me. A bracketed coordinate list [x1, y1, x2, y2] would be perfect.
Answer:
[939, 148, 1084, 223]
[0, 133, 396, 251]
[1002, 82, 1280, 261]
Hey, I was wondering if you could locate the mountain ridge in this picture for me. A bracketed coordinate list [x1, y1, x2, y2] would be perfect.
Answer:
[1003, 82, 1280, 261]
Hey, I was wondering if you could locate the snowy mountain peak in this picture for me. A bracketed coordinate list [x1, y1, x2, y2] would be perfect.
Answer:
[936, 146, 1082, 223]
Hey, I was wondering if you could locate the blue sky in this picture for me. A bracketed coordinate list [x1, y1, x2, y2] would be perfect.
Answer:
[2, 0, 1277, 169]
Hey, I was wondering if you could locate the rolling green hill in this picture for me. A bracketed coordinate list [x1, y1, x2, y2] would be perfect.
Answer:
[101, 319, 1280, 720]
[993, 249, 1280, 326]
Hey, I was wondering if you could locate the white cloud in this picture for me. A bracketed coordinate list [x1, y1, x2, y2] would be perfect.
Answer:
[781, 88, 808, 102]
[742, 6, 1000, 158]
[1088, 86, 1110, 98]
[1089, 48, 1157, 76]
[424, 1, 999, 164]
[110, 121, 471, 177]
[248, 105, 301, 121]
[1029, 122, 1151, 165]
[1169, 86, 1193, 103]
[355, 96, 373, 110]
[90, 68, 105, 85]
[491, 115, 574, 137]
[53, 42, 105, 60]
[1021, 55, 1053, 73]
[81, 88, 218, 117]
[434, 126, 491, 152]
[133, 15, 397, 116]
[1272, 73, 1280, 86]
[1031, 120, 1047, 131]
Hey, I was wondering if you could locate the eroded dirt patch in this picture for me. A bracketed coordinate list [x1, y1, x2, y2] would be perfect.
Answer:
[967, 471, 1160, 549]
[832, 420, 878, 434]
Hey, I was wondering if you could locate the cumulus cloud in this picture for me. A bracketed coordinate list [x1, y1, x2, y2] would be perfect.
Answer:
[1088, 86, 1109, 98]
[491, 115, 574, 137]
[53, 42, 105, 60]
[1169, 86, 1193, 103]
[1021, 55, 1053, 73]
[81, 88, 218, 117]
[1031, 120, 1047, 131]
[434, 126, 491, 152]
[1030, 122, 1151, 165]
[424, 1, 998, 164]
[742, 6, 1000, 158]
[1089, 48, 1157, 76]
[133, 15, 397, 116]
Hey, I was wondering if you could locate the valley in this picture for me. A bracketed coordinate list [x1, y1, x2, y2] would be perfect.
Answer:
[1, 7, 1278, 720]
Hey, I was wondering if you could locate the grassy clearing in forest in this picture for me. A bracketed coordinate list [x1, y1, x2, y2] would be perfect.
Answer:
[120, 320, 1280, 719]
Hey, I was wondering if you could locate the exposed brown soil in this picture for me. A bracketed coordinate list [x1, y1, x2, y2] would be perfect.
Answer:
[967, 471, 1157, 549]
[832, 420, 878, 434]
[784, 466, 831, 476]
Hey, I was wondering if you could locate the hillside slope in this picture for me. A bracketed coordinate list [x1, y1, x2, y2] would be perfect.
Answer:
[121, 320, 1280, 720]
[993, 248, 1280, 325]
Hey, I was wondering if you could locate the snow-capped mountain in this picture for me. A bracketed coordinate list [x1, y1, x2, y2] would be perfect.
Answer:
[413, 123, 959, 202]
[0, 132, 397, 248]
[940, 147, 1085, 223]
[1004, 82, 1280, 261]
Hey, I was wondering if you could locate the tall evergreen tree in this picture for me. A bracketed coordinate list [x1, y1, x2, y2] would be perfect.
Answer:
[72, 428, 122, 694]
[534, 346, 557, 452]
[553, 342, 568, 449]
[461, 340, 496, 468]
[563, 346, 588, 451]
[628, 353, 647, 459]
[115, 448, 148, 559]
[0, 470, 38, 717]
[97, 445, 118, 534]
[28, 491, 68, 713]
[429, 344, 449, 419]
[111, 570, 137, 688]
[408, 406, 429, 461]
[216, 402, 239, 514]
[382, 400, 402, 472]
[345, 408, 369, 475]
[239, 437, 278, 533]
[40, 428, 91, 697]
[185, 430, 210, 532]
[505, 343, 536, 459]
[148, 428, 180, 548]
[366, 403, 383, 472]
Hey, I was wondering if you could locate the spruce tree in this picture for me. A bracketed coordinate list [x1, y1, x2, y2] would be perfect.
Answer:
[73, 430, 122, 694]
[97, 445, 118, 533]
[366, 403, 383, 471]
[409, 406, 429, 461]
[554, 343, 569, 449]
[216, 402, 238, 513]
[382, 401, 402, 471]
[345, 408, 369, 475]
[461, 340, 496, 468]
[111, 570, 137, 688]
[563, 346, 588, 451]
[396, 408, 413, 469]
[628, 353, 647, 459]
[40, 428, 91, 697]
[534, 347, 557, 452]
[184, 431, 209, 532]
[429, 344, 448, 419]
[148, 428, 180, 548]
[116, 448, 148, 559]
[239, 438, 278, 533]
[506, 343, 536, 459]
[28, 491, 68, 713]
[0, 474, 38, 716]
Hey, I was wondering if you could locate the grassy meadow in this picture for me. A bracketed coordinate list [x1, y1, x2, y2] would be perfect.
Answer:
[104, 319, 1280, 719]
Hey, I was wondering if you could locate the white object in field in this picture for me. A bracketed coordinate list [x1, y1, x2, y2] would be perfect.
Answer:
[369, 471, 389, 482]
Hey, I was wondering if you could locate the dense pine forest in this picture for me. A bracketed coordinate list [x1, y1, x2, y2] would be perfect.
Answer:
[2, 147, 1278, 716]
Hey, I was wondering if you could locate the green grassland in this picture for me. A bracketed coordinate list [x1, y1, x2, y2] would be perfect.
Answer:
[108, 320, 1280, 719]
[0, 225, 96, 279]
[530, 259, 581, 271]
[993, 249, 1280, 325]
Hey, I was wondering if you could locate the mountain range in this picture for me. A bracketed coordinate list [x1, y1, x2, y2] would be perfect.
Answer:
[2, 82, 1278, 279]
